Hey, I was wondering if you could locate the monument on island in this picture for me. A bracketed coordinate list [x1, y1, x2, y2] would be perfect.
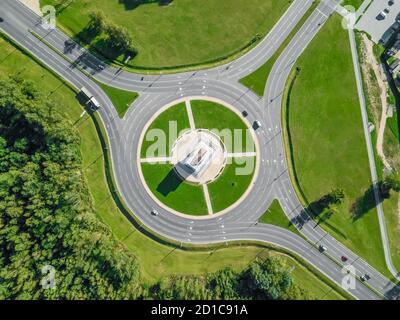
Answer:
[171, 129, 226, 184]
[180, 134, 218, 178]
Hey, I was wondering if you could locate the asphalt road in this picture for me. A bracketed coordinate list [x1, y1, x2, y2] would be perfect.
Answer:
[0, 0, 399, 300]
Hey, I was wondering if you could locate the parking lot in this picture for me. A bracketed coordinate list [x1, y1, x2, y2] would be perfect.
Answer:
[356, 0, 400, 43]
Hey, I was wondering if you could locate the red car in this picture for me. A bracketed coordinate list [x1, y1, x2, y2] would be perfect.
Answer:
[341, 256, 348, 262]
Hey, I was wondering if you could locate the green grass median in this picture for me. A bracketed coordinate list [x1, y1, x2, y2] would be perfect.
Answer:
[282, 15, 389, 277]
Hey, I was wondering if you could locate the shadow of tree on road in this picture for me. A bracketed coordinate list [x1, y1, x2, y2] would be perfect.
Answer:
[289, 193, 348, 240]
[384, 283, 400, 300]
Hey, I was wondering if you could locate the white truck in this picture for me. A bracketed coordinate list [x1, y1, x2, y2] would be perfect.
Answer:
[80, 87, 101, 111]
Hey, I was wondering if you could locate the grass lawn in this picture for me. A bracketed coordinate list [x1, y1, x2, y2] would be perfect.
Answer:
[386, 114, 400, 142]
[97, 81, 138, 118]
[259, 200, 301, 236]
[382, 116, 400, 271]
[141, 102, 190, 158]
[141, 163, 208, 215]
[240, 0, 319, 97]
[341, 0, 365, 10]
[191, 100, 254, 153]
[284, 15, 389, 276]
[40, 0, 291, 70]
[383, 193, 400, 271]
[0, 34, 348, 300]
[291, 264, 346, 300]
[208, 157, 255, 213]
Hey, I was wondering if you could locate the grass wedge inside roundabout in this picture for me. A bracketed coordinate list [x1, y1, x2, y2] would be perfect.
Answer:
[138, 98, 259, 217]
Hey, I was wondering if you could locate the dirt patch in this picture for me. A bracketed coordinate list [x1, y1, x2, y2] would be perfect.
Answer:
[358, 33, 395, 171]
[358, 34, 382, 126]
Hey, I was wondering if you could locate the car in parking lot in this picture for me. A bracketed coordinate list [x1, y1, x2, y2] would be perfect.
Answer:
[377, 9, 389, 20]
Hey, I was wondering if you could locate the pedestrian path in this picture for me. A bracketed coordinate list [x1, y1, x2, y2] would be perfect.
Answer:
[202, 184, 213, 215]
[185, 99, 196, 130]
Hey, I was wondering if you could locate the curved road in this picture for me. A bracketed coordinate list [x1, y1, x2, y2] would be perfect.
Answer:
[1, 0, 399, 300]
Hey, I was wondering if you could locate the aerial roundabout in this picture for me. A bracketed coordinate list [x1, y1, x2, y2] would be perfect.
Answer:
[137, 97, 260, 218]
[3, 0, 396, 299]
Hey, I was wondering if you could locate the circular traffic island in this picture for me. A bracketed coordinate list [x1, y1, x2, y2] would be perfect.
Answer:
[138, 98, 259, 218]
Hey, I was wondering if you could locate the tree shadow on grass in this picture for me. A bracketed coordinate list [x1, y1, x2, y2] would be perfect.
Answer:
[304, 193, 339, 227]
[65, 21, 137, 69]
[90, 38, 131, 62]
[350, 183, 389, 221]
[74, 27, 100, 48]
[118, 0, 173, 11]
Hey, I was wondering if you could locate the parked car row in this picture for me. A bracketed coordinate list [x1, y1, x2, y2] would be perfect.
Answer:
[377, 1, 396, 20]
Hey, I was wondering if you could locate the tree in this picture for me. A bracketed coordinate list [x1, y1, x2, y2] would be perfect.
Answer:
[150, 257, 313, 300]
[88, 11, 106, 34]
[238, 257, 292, 300]
[105, 23, 133, 52]
[383, 172, 400, 193]
[329, 188, 345, 205]
[0, 76, 141, 299]
[208, 268, 239, 299]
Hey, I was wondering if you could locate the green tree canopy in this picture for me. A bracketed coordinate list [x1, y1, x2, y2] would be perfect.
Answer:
[0, 76, 140, 299]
